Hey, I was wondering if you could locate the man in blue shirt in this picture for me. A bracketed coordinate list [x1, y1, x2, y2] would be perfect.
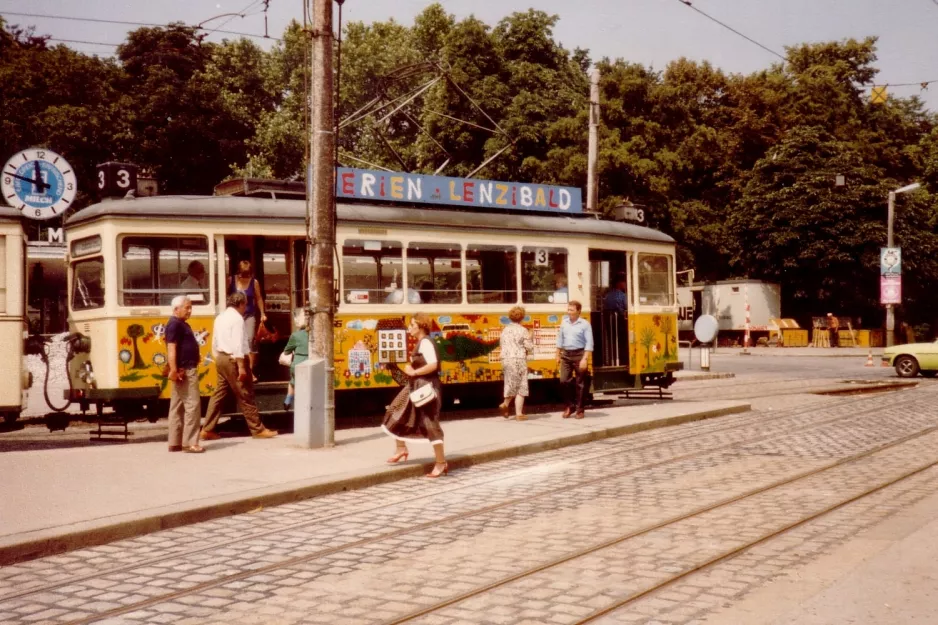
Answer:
[556, 301, 594, 418]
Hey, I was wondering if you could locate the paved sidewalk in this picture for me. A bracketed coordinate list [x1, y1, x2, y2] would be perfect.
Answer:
[0, 399, 749, 565]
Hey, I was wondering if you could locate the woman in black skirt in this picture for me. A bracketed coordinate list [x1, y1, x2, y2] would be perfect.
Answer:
[382, 312, 447, 478]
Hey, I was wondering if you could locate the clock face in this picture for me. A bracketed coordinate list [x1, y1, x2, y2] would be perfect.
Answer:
[2, 149, 78, 220]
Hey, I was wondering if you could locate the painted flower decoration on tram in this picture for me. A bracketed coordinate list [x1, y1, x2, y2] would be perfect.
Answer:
[119, 350, 132, 365]
[438, 316, 452, 324]
[547, 315, 559, 324]
[194, 329, 209, 346]
[153, 353, 167, 367]
[151, 323, 166, 344]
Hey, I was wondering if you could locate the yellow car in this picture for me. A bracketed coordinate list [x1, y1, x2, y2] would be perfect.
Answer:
[882, 341, 938, 378]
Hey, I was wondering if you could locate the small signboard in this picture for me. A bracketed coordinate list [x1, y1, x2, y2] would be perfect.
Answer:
[881, 275, 902, 305]
[336, 167, 582, 213]
[880, 247, 901, 276]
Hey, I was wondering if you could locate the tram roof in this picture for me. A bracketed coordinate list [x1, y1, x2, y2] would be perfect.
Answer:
[66, 195, 675, 244]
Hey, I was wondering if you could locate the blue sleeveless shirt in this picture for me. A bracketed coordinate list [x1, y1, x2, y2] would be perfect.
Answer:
[230, 275, 257, 317]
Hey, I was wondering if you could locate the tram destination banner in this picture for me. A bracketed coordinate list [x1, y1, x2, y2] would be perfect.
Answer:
[336, 167, 583, 213]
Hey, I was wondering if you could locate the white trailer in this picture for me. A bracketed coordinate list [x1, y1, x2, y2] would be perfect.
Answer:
[678, 279, 781, 337]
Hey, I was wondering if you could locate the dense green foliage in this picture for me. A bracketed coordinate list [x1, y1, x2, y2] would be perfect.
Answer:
[2, 7, 937, 326]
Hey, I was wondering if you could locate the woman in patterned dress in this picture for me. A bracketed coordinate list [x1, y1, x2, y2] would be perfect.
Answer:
[498, 306, 534, 420]
[382, 313, 448, 478]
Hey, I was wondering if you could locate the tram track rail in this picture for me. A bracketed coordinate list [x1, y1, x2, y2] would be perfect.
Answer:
[380, 423, 938, 625]
[0, 389, 904, 604]
[25, 388, 928, 625]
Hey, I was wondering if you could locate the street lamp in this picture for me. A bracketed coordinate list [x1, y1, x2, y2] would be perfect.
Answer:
[885, 182, 922, 347]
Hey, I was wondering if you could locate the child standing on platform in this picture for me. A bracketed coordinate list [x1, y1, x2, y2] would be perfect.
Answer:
[281, 308, 309, 411]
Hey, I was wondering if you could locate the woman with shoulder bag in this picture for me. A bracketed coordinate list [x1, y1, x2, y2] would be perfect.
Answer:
[280, 308, 309, 411]
[382, 312, 448, 478]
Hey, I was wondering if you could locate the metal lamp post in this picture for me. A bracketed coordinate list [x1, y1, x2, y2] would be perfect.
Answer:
[885, 182, 921, 347]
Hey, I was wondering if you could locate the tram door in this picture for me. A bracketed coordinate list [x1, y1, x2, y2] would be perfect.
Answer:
[588, 250, 630, 374]
[223, 236, 292, 383]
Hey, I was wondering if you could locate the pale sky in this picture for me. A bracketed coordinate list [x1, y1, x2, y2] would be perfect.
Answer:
[2, 0, 936, 110]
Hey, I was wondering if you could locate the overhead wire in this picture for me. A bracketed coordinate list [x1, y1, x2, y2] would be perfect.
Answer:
[199, 0, 265, 38]
[673, 0, 935, 94]
[0, 10, 277, 41]
[674, 0, 786, 61]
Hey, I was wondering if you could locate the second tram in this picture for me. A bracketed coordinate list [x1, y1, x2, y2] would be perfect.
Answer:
[0, 207, 29, 423]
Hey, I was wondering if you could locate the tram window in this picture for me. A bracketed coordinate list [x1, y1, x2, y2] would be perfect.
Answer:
[521, 247, 567, 304]
[342, 239, 403, 304]
[71, 257, 105, 311]
[0, 236, 5, 313]
[119, 236, 209, 306]
[406, 242, 462, 304]
[466, 245, 517, 304]
[638, 254, 673, 305]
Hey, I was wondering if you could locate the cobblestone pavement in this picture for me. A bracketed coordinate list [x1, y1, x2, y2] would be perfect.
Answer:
[2, 386, 937, 625]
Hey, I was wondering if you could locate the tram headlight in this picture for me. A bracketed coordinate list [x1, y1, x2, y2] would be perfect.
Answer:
[67, 333, 92, 354]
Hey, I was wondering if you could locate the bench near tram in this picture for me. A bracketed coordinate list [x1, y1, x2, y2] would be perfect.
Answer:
[55, 168, 682, 432]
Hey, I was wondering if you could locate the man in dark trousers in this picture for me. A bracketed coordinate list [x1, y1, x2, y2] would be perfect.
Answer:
[201, 292, 278, 440]
[166, 295, 204, 452]
[556, 300, 594, 419]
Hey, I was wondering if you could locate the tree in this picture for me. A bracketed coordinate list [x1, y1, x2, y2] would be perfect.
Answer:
[127, 324, 147, 370]
[1, 17, 124, 229]
[119, 24, 269, 193]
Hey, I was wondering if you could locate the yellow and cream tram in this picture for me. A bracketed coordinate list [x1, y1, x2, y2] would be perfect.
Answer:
[0, 207, 29, 423]
[63, 177, 682, 416]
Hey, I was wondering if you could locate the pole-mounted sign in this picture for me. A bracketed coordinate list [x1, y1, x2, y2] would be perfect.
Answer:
[880, 247, 901, 305]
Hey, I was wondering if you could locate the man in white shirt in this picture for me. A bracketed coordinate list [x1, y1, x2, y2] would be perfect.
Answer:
[200, 292, 278, 440]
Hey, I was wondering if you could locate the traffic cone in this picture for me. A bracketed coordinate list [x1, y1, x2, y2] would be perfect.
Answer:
[865, 350, 874, 367]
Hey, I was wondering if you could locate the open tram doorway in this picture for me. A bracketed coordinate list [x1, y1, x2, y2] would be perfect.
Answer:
[222, 236, 293, 387]
[589, 250, 632, 390]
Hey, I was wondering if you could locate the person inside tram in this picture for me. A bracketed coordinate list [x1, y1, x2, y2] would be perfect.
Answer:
[228, 258, 267, 381]
[551, 273, 569, 303]
[603, 272, 628, 315]
[180, 261, 206, 291]
[384, 286, 422, 304]
[417, 280, 434, 304]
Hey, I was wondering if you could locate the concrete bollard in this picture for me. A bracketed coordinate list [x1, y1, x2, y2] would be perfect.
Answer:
[293, 357, 329, 449]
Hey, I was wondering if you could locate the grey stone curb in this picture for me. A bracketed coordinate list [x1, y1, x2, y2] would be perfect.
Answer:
[675, 372, 737, 381]
[0, 402, 750, 566]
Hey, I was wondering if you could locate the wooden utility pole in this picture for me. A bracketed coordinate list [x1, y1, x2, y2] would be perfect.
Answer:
[586, 68, 600, 212]
[307, 0, 336, 444]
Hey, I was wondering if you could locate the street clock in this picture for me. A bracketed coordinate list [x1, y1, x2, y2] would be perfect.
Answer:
[1, 149, 77, 220]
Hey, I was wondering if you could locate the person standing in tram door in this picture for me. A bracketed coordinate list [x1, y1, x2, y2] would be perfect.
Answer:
[603, 272, 628, 361]
[229, 258, 266, 382]
[166, 296, 204, 453]
[499, 306, 534, 420]
[556, 301, 594, 419]
[603, 272, 628, 314]
[200, 292, 279, 440]
[382, 313, 448, 478]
